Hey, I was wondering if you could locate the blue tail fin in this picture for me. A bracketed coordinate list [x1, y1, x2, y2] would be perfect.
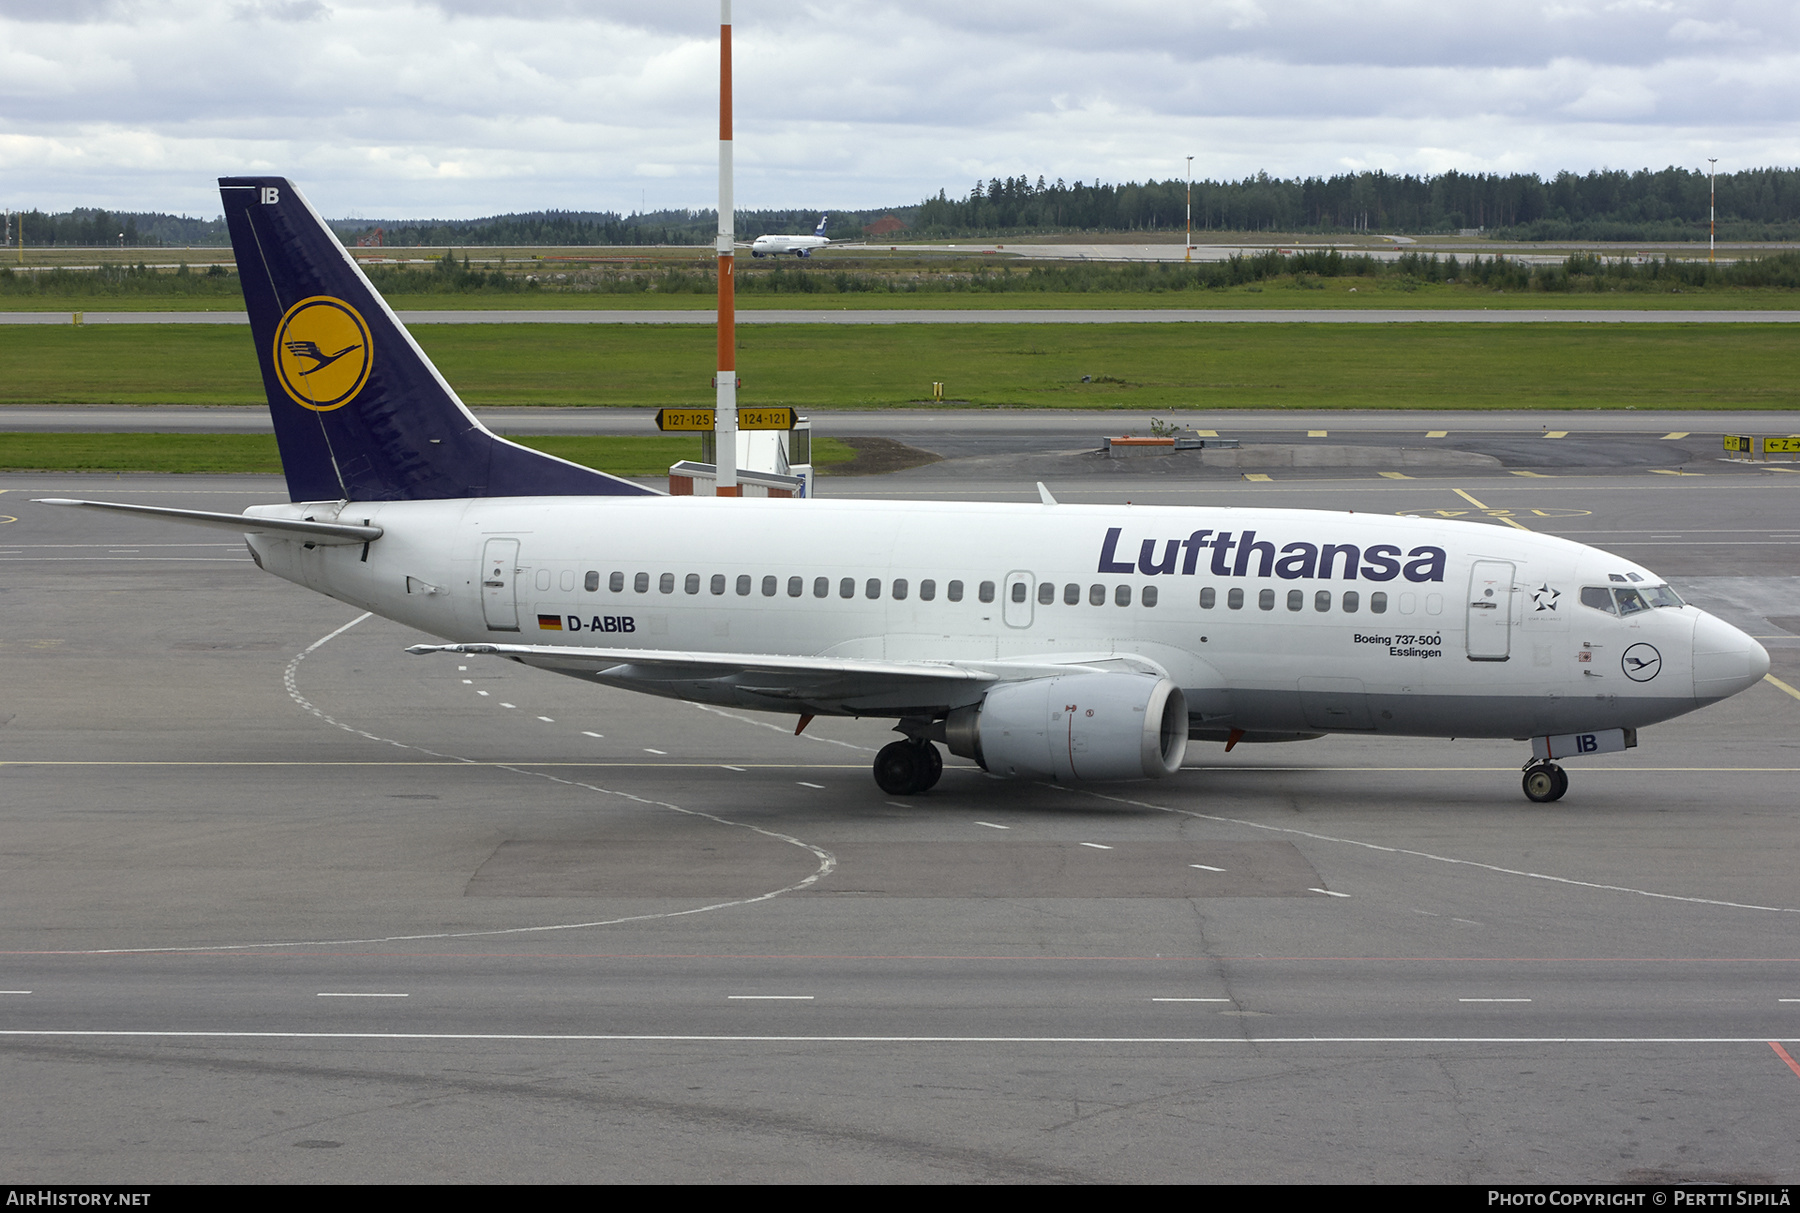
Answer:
[814, 214, 829, 238]
[220, 177, 655, 502]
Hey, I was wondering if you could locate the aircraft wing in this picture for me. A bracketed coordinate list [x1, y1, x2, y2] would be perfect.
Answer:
[408, 642, 1166, 717]
[411, 641, 997, 715]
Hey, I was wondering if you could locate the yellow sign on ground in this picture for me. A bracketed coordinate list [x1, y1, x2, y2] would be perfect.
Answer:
[1766, 437, 1800, 454]
[656, 409, 715, 432]
[1725, 435, 1752, 453]
[738, 408, 797, 431]
[655, 408, 796, 432]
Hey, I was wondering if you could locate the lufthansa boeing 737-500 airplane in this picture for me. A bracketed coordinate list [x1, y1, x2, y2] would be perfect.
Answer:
[40, 179, 1772, 802]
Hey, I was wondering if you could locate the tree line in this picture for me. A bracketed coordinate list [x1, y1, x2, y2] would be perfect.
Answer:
[10, 165, 1800, 247]
[2, 208, 228, 248]
[913, 168, 1800, 240]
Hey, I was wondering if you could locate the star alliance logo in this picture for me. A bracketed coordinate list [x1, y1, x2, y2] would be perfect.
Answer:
[272, 296, 372, 412]
[1530, 584, 1561, 612]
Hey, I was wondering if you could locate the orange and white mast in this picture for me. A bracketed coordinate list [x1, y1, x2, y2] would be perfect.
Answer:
[714, 1, 739, 495]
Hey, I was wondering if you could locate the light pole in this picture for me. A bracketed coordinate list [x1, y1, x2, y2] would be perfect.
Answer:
[1185, 155, 1194, 262]
[714, 0, 738, 496]
[1707, 157, 1717, 263]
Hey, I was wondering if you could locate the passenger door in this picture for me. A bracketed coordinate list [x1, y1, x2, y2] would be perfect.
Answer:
[1466, 559, 1514, 661]
[481, 538, 521, 632]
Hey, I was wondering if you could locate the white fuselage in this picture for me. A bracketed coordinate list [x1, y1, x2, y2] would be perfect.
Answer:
[749, 234, 829, 257]
[244, 495, 1769, 742]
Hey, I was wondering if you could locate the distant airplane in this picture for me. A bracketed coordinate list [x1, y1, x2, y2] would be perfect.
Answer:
[750, 215, 830, 258]
[40, 178, 1772, 803]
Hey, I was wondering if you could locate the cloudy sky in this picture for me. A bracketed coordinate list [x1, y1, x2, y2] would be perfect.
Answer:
[2, 0, 1796, 219]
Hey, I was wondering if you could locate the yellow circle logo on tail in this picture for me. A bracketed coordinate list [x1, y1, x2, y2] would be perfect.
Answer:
[273, 296, 372, 411]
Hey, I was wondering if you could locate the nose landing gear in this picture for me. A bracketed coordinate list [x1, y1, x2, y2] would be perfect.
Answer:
[874, 738, 943, 796]
[1522, 761, 1569, 803]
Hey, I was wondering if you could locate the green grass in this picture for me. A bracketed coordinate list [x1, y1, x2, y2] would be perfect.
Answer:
[2, 321, 1795, 410]
[7, 278, 1800, 312]
[0, 432, 287, 473]
[0, 432, 856, 476]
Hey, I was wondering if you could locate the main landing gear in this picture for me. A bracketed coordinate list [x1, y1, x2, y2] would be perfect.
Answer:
[1521, 761, 1569, 803]
[874, 738, 943, 796]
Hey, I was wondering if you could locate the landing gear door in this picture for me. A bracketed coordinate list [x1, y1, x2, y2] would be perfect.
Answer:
[481, 538, 521, 632]
[1466, 559, 1515, 661]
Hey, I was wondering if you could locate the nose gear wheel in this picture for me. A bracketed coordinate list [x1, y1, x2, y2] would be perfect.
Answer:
[1522, 762, 1568, 803]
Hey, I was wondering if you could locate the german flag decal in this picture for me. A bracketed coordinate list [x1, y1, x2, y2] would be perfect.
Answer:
[536, 614, 563, 631]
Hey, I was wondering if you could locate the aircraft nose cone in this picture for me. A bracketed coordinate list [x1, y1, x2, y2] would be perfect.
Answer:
[1691, 611, 1771, 703]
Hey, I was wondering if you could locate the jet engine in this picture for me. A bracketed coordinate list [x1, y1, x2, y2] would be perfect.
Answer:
[944, 673, 1188, 782]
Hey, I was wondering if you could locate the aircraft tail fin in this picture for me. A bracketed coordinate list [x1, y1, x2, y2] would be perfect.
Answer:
[219, 177, 655, 502]
[814, 214, 829, 238]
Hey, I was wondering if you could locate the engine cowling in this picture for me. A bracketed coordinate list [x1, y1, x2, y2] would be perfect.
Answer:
[945, 673, 1188, 782]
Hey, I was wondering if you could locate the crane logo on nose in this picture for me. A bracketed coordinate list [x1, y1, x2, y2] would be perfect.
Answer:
[1622, 643, 1662, 682]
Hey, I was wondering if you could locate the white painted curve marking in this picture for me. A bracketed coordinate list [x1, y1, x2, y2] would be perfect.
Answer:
[41, 613, 838, 957]
[1077, 787, 1800, 915]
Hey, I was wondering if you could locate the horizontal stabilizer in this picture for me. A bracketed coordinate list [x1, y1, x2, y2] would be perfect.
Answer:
[34, 499, 381, 545]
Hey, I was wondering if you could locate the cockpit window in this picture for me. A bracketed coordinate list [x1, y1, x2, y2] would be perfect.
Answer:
[1580, 586, 1617, 615]
[1582, 584, 1682, 615]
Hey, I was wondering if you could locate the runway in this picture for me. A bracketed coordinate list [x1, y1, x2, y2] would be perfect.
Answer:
[5, 404, 1793, 480]
[3, 456, 1799, 1182]
[4, 307, 1798, 325]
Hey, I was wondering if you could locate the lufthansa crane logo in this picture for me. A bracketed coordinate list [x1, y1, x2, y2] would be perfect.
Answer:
[272, 296, 372, 411]
[1622, 643, 1662, 682]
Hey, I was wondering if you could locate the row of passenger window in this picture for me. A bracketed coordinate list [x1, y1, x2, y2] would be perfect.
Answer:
[550, 567, 1404, 614]
[1025, 582, 1159, 607]
[566, 570, 1171, 607]
[1202, 586, 1391, 614]
[583, 571, 991, 601]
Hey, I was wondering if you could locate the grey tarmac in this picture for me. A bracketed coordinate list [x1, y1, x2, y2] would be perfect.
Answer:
[6, 404, 1796, 477]
[1, 449, 1799, 1183]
